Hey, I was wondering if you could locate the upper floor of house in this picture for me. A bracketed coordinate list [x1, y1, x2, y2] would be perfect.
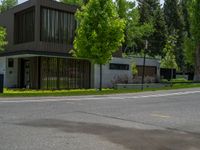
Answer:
[0, 0, 78, 54]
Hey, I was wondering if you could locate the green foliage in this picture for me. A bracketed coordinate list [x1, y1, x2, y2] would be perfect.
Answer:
[115, 0, 128, 19]
[137, 0, 167, 56]
[164, 0, 185, 69]
[59, 0, 85, 6]
[72, 0, 125, 65]
[2, 84, 200, 97]
[0, 26, 7, 51]
[189, 0, 200, 44]
[183, 37, 195, 65]
[171, 78, 189, 82]
[180, 0, 190, 37]
[115, 1, 154, 54]
[131, 63, 138, 76]
[0, 0, 17, 12]
[164, 0, 184, 33]
[138, 0, 160, 23]
[161, 78, 190, 83]
[160, 34, 178, 69]
[181, 0, 194, 72]
[187, 0, 200, 80]
[126, 6, 154, 49]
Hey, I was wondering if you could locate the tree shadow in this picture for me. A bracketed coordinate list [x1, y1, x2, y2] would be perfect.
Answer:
[17, 119, 200, 150]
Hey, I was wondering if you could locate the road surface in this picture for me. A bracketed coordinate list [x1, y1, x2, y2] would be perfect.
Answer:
[1, 88, 200, 150]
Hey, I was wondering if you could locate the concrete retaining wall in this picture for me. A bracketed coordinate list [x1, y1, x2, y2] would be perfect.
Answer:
[114, 83, 171, 90]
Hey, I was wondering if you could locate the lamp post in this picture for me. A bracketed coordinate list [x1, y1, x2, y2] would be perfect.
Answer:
[141, 40, 148, 90]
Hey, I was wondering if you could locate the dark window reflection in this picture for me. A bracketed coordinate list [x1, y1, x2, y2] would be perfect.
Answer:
[40, 57, 91, 90]
[109, 63, 129, 70]
[14, 7, 35, 44]
[40, 7, 76, 45]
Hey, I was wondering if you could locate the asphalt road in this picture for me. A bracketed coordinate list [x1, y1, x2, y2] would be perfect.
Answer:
[1, 88, 200, 150]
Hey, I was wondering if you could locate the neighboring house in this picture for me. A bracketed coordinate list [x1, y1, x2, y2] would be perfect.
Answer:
[0, 0, 160, 89]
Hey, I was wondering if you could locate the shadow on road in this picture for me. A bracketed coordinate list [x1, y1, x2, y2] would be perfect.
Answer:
[17, 119, 200, 150]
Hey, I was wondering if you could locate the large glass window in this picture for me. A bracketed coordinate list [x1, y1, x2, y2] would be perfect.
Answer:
[109, 63, 130, 70]
[40, 57, 91, 90]
[14, 7, 35, 44]
[40, 7, 76, 45]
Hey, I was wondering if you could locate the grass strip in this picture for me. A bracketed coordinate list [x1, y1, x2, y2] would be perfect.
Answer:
[0, 83, 200, 97]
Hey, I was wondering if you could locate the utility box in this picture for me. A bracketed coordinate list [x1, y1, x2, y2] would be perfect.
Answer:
[0, 74, 4, 93]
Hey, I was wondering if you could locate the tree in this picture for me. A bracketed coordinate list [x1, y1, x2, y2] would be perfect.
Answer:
[181, 0, 194, 74]
[183, 37, 195, 66]
[115, 0, 128, 19]
[188, 0, 200, 81]
[0, 0, 14, 51]
[164, 0, 185, 70]
[180, 0, 190, 37]
[164, 0, 183, 32]
[0, 26, 7, 51]
[137, 0, 167, 56]
[125, 7, 153, 53]
[0, 0, 17, 12]
[138, 0, 159, 23]
[115, 1, 154, 54]
[72, 0, 125, 90]
[161, 34, 178, 80]
[131, 63, 138, 78]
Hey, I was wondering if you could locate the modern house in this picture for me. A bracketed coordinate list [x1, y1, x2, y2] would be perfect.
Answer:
[0, 0, 160, 90]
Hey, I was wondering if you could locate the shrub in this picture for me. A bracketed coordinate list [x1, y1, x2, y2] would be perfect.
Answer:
[131, 63, 138, 77]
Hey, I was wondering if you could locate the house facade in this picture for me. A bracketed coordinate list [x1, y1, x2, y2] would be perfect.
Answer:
[0, 0, 160, 90]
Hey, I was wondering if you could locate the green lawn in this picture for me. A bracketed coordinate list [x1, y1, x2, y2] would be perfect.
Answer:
[0, 83, 200, 97]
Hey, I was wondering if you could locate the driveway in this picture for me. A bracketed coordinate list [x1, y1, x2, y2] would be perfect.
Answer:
[1, 88, 200, 150]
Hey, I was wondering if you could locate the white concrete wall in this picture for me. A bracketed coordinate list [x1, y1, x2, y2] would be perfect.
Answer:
[5, 58, 18, 88]
[92, 57, 160, 88]
[1, 56, 160, 89]
[0, 57, 6, 86]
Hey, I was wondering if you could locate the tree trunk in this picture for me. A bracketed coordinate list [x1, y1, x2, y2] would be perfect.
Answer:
[99, 64, 102, 91]
[171, 68, 173, 81]
[141, 51, 146, 90]
[170, 68, 173, 87]
[194, 44, 200, 81]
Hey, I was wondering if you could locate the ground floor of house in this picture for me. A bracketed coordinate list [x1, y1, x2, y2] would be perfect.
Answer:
[0, 53, 160, 89]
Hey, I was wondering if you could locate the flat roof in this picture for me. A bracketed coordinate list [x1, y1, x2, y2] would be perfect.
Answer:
[0, 50, 71, 58]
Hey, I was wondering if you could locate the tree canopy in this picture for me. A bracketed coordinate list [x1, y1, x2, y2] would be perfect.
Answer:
[164, 0, 185, 70]
[125, 6, 153, 52]
[187, 0, 200, 80]
[0, 27, 7, 51]
[137, 0, 167, 56]
[73, 0, 125, 65]
[72, 0, 125, 90]
[115, 0, 154, 55]
[0, 0, 17, 12]
[160, 34, 178, 70]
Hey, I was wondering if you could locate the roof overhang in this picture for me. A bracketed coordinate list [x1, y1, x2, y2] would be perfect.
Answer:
[0, 50, 72, 58]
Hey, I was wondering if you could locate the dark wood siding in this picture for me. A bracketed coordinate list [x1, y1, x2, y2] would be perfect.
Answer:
[137, 66, 157, 77]
[0, 0, 122, 57]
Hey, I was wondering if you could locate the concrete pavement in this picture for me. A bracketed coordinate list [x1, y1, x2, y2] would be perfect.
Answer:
[1, 88, 200, 150]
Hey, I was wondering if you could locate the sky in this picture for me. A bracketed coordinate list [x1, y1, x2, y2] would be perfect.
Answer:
[17, 0, 165, 4]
